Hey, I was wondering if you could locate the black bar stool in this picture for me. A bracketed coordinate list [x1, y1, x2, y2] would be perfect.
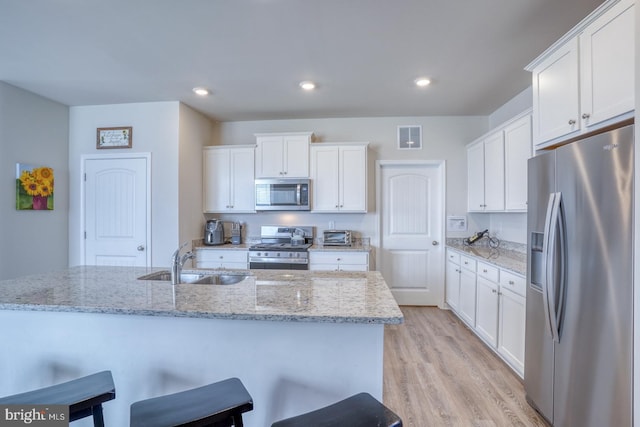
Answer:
[0, 370, 115, 427]
[130, 377, 253, 427]
[270, 392, 402, 427]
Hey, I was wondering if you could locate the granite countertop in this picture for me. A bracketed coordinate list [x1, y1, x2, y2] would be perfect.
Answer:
[194, 242, 252, 250]
[309, 242, 370, 252]
[0, 266, 402, 325]
[446, 239, 527, 276]
[193, 241, 371, 252]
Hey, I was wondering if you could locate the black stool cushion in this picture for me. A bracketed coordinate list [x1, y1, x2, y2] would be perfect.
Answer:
[271, 392, 402, 427]
[130, 377, 253, 427]
[0, 371, 115, 421]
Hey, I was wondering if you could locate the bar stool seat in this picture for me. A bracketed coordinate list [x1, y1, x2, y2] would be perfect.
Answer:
[130, 377, 253, 427]
[0, 370, 115, 427]
[271, 392, 402, 427]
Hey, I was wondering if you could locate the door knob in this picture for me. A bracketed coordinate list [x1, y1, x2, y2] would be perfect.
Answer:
[432, 241, 439, 246]
[137, 245, 145, 251]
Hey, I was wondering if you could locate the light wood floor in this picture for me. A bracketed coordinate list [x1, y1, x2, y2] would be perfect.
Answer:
[383, 307, 549, 427]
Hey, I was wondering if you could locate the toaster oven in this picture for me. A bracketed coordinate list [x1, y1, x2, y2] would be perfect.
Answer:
[323, 230, 352, 246]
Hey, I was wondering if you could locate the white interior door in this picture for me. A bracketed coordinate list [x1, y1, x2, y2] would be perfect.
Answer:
[378, 161, 444, 306]
[83, 156, 150, 266]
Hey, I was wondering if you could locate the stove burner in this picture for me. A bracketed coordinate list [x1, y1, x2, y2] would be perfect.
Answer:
[250, 242, 312, 251]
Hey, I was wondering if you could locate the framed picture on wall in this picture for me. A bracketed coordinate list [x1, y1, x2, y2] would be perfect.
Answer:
[97, 127, 132, 149]
[16, 163, 54, 210]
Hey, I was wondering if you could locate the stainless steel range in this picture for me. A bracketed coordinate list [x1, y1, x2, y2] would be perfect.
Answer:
[249, 226, 314, 270]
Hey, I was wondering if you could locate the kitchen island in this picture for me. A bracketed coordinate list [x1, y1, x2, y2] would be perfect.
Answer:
[0, 267, 402, 427]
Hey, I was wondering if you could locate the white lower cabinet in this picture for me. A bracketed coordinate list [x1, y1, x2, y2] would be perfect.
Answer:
[309, 251, 369, 271]
[195, 249, 248, 269]
[446, 248, 526, 377]
[445, 251, 461, 311]
[475, 276, 499, 347]
[497, 271, 526, 376]
[458, 256, 477, 327]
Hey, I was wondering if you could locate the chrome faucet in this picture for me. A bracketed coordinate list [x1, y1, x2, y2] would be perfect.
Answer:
[171, 242, 195, 285]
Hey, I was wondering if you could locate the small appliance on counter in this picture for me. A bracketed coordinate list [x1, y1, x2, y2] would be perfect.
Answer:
[204, 219, 225, 245]
[231, 222, 242, 245]
[322, 230, 352, 246]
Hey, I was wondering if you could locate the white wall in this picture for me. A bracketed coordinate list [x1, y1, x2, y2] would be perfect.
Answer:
[178, 104, 216, 254]
[208, 116, 488, 242]
[0, 82, 69, 279]
[489, 87, 532, 128]
[69, 102, 182, 267]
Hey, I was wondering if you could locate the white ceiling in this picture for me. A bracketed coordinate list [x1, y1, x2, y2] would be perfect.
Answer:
[0, 0, 604, 122]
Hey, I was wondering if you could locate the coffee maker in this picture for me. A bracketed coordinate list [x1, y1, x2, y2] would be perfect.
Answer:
[204, 219, 225, 245]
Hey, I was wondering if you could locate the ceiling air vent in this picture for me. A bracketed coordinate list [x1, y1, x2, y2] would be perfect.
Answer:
[397, 126, 422, 149]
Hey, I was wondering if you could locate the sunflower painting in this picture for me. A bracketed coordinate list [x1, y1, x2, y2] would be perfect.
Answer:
[16, 163, 54, 210]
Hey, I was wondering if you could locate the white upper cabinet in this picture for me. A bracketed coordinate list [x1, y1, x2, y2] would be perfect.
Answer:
[531, 39, 580, 144]
[310, 142, 368, 213]
[504, 115, 532, 211]
[467, 141, 486, 212]
[203, 145, 256, 213]
[579, 0, 635, 128]
[255, 132, 313, 178]
[467, 112, 531, 213]
[483, 132, 505, 211]
[528, 0, 635, 147]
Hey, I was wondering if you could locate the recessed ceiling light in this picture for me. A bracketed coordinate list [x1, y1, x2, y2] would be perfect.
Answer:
[299, 81, 316, 91]
[414, 78, 431, 87]
[192, 87, 210, 96]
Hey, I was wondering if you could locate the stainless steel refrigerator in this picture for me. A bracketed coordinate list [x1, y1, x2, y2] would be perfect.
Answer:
[525, 123, 634, 426]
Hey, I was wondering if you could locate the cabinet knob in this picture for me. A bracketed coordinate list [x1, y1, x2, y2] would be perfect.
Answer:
[509, 280, 515, 285]
[335, 205, 339, 208]
[336, 258, 341, 261]
[492, 289, 497, 294]
[432, 241, 439, 246]
[137, 245, 145, 251]
[568, 119, 576, 125]
[219, 256, 223, 259]
[582, 113, 591, 119]
[483, 269, 487, 273]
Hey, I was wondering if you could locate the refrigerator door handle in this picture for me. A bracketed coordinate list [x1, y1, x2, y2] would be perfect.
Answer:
[554, 192, 567, 340]
[544, 191, 564, 343]
[541, 193, 556, 340]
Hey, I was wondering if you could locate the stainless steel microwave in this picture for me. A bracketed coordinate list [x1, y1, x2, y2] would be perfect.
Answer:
[255, 178, 310, 211]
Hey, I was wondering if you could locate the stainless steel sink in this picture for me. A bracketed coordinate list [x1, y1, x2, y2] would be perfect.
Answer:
[137, 270, 249, 285]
